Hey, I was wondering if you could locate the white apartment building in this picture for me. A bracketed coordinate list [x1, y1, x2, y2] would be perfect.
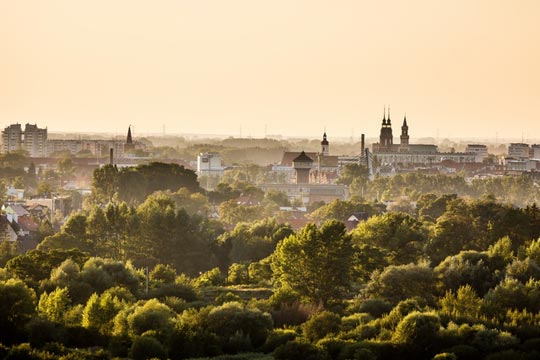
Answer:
[197, 152, 225, 177]
[23, 123, 48, 157]
[1, 124, 23, 152]
[465, 144, 488, 162]
[508, 143, 531, 159]
[532, 144, 540, 159]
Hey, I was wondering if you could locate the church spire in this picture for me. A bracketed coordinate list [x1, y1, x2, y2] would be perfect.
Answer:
[321, 131, 329, 155]
[126, 125, 133, 144]
[387, 106, 391, 126]
[382, 106, 387, 126]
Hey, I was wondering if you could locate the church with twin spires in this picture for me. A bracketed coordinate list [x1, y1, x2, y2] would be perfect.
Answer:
[371, 107, 475, 165]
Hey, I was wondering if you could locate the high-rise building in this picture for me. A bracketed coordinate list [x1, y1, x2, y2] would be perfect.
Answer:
[23, 123, 48, 157]
[1, 124, 23, 153]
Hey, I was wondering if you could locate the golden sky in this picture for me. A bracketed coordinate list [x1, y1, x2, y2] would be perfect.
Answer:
[1, 0, 539, 140]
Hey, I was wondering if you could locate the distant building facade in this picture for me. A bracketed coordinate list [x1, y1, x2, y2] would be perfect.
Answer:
[2, 123, 48, 156]
[197, 152, 225, 177]
[372, 110, 476, 165]
[465, 144, 488, 162]
[1, 124, 23, 153]
[508, 143, 531, 160]
[1, 123, 146, 158]
[23, 124, 48, 157]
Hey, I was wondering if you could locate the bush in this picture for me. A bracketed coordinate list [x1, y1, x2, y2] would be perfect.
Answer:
[341, 313, 373, 332]
[273, 340, 328, 360]
[215, 292, 242, 305]
[196, 267, 225, 287]
[130, 335, 167, 360]
[303, 311, 342, 342]
[150, 264, 176, 284]
[271, 301, 322, 327]
[348, 298, 392, 318]
[260, 329, 297, 353]
[149, 282, 198, 302]
[433, 353, 457, 360]
[207, 302, 273, 349]
[228, 263, 250, 285]
[392, 311, 441, 349]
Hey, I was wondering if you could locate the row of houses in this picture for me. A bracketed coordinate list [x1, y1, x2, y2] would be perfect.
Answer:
[1, 202, 51, 252]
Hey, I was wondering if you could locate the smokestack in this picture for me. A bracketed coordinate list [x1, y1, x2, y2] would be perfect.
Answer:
[361, 134, 365, 156]
[109, 148, 114, 165]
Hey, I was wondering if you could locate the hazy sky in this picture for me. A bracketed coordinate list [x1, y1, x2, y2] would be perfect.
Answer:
[1, 0, 539, 140]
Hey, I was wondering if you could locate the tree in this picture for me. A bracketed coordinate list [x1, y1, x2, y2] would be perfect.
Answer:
[272, 221, 353, 306]
[91, 164, 119, 203]
[392, 311, 441, 349]
[0, 279, 37, 343]
[308, 199, 382, 224]
[336, 163, 369, 187]
[38, 287, 71, 323]
[82, 292, 126, 335]
[302, 311, 341, 342]
[206, 302, 273, 349]
[440, 285, 483, 321]
[352, 212, 427, 264]
[363, 262, 436, 304]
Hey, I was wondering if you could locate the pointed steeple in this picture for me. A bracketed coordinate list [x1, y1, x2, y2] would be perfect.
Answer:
[382, 106, 387, 126]
[321, 131, 329, 155]
[321, 132, 328, 145]
[402, 115, 408, 128]
[387, 106, 391, 126]
[126, 125, 133, 144]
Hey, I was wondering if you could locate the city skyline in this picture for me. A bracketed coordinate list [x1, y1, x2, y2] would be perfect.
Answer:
[1, 1, 540, 139]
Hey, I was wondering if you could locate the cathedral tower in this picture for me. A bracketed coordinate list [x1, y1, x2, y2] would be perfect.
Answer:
[379, 107, 393, 149]
[321, 132, 329, 156]
[400, 116, 409, 152]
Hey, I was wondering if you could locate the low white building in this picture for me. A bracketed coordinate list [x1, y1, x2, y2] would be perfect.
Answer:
[532, 144, 540, 160]
[197, 152, 225, 178]
[508, 143, 531, 159]
[465, 144, 488, 162]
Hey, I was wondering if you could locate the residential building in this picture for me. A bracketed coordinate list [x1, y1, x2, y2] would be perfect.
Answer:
[466, 144, 488, 162]
[508, 143, 531, 159]
[23, 123, 48, 157]
[1, 124, 23, 152]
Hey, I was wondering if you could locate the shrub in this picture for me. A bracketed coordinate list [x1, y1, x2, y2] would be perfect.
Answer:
[196, 267, 225, 287]
[273, 340, 327, 360]
[271, 301, 322, 327]
[130, 335, 167, 360]
[207, 302, 273, 349]
[215, 292, 242, 305]
[348, 298, 392, 318]
[433, 353, 457, 360]
[392, 311, 441, 349]
[303, 311, 342, 342]
[260, 329, 297, 353]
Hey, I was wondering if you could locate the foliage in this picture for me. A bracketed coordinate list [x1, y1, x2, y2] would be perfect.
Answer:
[272, 221, 353, 306]
[302, 311, 341, 342]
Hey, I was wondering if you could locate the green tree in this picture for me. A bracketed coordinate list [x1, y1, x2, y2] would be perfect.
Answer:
[82, 292, 126, 335]
[364, 262, 436, 304]
[272, 221, 353, 306]
[0, 279, 37, 343]
[392, 311, 441, 349]
[337, 163, 369, 186]
[206, 301, 273, 349]
[38, 287, 71, 323]
[302, 311, 341, 342]
[352, 212, 427, 264]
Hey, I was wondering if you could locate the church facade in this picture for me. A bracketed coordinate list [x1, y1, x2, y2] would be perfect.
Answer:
[372, 109, 476, 165]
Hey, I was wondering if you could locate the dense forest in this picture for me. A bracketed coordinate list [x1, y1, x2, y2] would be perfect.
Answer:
[2, 161, 540, 359]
